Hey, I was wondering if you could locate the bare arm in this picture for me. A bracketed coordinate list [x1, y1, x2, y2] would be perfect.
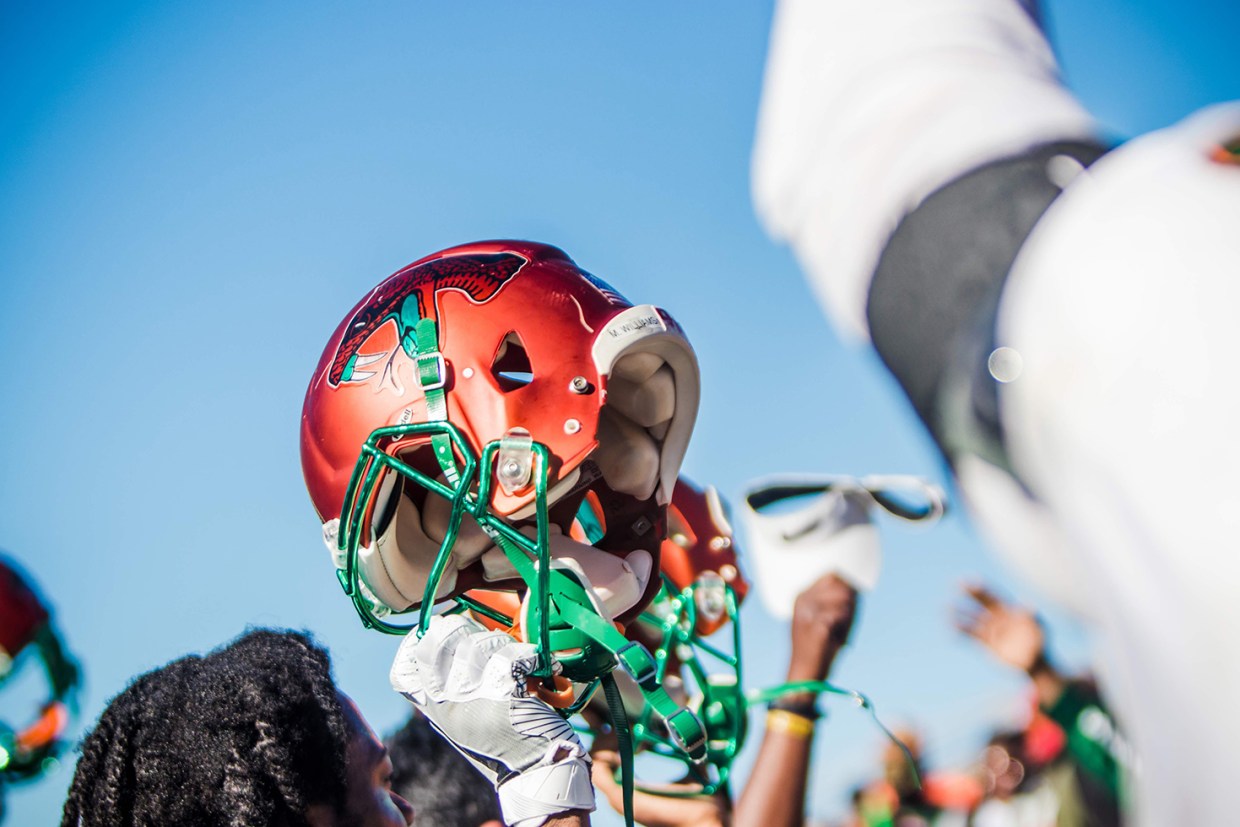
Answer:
[733, 574, 857, 827]
[732, 722, 814, 827]
[955, 584, 1065, 708]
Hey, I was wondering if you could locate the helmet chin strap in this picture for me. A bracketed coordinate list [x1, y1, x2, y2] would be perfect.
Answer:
[413, 317, 458, 487]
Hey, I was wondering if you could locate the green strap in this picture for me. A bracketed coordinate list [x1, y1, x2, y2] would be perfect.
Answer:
[748, 680, 919, 788]
[413, 317, 458, 486]
[551, 596, 706, 761]
[411, 316, 467, 635]
[603, 673, 636, 827]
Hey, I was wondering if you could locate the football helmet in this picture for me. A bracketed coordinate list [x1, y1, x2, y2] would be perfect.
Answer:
[659, 477, 750, 636]
[0, 555, 80, 784]
[301, 239, 708, 740]
[615, 478, 750, 793]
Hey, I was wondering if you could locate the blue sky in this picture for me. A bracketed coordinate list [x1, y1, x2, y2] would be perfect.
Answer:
[1, 1, 1236, 823]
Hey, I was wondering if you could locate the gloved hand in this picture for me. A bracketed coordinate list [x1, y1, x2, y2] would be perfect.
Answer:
[391, 614, 595, 827]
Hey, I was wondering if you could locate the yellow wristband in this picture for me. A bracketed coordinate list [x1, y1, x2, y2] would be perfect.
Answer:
[766, 708, 816, 739]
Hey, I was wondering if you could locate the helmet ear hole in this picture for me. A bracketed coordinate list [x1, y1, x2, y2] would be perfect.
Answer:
[491, 331, 534, 391]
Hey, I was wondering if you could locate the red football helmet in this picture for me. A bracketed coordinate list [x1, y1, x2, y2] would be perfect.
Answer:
[301, 241, 700, 633]
[659, 477, 749, 637]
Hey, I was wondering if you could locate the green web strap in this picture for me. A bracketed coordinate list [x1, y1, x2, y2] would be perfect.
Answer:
[602, 673, 637, 827]
[413, 317, 459, 487]
[477, 524, 705, 827]
[748, 680, 920, 788]
[411, 316, 469, 631]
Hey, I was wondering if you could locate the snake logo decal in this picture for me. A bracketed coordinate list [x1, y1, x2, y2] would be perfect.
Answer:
[329, 252, 526, 387]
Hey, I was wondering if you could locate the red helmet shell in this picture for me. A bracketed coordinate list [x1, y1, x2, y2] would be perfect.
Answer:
[304, 242, 613, 521]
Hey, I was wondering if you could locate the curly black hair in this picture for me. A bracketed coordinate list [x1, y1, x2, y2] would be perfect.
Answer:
[60, 629, 350, 827]
[387, 711, 501, 827]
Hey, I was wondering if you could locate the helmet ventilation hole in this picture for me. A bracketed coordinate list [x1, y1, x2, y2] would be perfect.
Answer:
[491, 331, 534, 391]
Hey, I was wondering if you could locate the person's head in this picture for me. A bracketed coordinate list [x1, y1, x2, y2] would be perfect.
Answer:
[386, 712, 501, 827]
[60, 629, 412, 827]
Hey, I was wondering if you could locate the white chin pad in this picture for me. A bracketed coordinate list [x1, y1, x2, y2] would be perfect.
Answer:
[366, 486, 495, 610]
[594, 406, 661, 500]
[546, 533, 652, 619]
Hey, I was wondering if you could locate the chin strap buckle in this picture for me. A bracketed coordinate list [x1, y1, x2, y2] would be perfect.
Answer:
[665, 708, 708, 763]
[415, 351, 447, 391]
[615, 641, 658, 689]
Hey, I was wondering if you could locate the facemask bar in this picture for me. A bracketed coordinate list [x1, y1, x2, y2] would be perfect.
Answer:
[336, 420, 568, 675]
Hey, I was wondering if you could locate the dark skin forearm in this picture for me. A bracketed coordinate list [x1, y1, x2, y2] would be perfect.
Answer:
[735, 575, 855, 827]
[733, 717, 814, 827]
[734, 658, 831, 827]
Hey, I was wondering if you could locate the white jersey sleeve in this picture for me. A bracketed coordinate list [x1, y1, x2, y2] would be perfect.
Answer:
[996, 103, 1240, 827]
[752, 0, 1097, 340]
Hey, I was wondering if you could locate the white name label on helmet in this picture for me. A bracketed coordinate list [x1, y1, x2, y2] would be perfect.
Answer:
[605, 311, 665, 340]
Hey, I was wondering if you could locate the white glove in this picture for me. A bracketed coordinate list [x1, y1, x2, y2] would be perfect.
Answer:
[391, 614, 595, 827]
